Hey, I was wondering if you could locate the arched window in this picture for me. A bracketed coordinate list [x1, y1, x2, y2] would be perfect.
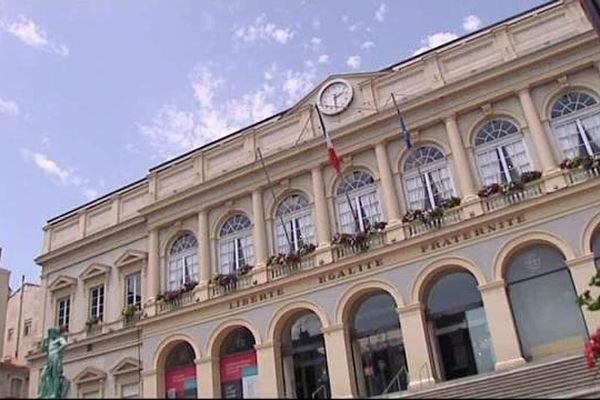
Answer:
[403, 146, 455, 210]
[426, 272, 495, 381]
[506, 245, 588, 360]
[550, 91, 600, 159]
[474, 119, 532, 185]
[275, 194, 314, 254]
[219, 327, 257, 398]
[281, 311, 330, 399]
[593, 230, 600, 271]
[164, 342, 197, 399]
[219, 215, 254, 274]
[351, 292, 408, 397]
[168, 233, 198, 290]
[336, 170, 381, 233]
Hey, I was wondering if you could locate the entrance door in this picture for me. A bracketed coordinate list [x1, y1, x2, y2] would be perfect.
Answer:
[435, 314, 477, 380]
[293, 353, 329, 398]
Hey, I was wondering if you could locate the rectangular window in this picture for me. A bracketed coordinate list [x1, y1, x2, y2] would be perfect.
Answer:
[125, 273, 142, 308]
[121, 383, 140, 399]
[23, 319, 32, 336]
[56, 297, 70, 331]
[7, 328, 13, 341]
[89, 286, 104, 320]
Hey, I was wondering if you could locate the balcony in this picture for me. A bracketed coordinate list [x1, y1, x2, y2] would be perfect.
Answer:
[210, 272, 257, 299]
[269, 254, 316, 281]
[157, 290, 196, 314]
[404, 207, 463, 238]
[482, 180, 544, 212]
[123, 312, 141, 328]
[333, 231, 384, 262]
[565, 165, 600, 186]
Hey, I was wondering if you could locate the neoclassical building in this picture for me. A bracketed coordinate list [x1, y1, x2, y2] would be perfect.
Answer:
[28, 0, 600, 398]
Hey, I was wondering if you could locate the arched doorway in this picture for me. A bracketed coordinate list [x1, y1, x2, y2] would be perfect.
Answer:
[506, 244, 588, 360]
[281, 311, 330, 399]
[349, 291, 408, 397]
[425, 271, 495, 381]
[164, 342, 197, 399]
[219, 327, 258, 399]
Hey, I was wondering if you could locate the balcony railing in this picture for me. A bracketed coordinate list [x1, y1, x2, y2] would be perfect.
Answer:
[157, 290, 195, 314]
[566, 165, 600, 186]
[86, 323, 102, 337]
[333, 232, 384, 261]
[210, 273, 256, 299]
[123, 312, 141, 328]
[269, 254, 316, 281]
[482, 180, 544, 212]
[404, 207, 463, 238]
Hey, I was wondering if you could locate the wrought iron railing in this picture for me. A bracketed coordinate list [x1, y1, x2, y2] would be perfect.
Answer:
[383, 365, 409, 394]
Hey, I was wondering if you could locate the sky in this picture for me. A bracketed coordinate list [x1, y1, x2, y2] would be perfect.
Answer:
[0, 0, 546, 289]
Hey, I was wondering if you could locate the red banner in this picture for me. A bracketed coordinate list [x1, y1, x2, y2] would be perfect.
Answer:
[220, 350, 257, 382]
[165, 364, 196, 392]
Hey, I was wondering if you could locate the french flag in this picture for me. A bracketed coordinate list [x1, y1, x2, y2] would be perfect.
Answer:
[315, 105, 342, 175]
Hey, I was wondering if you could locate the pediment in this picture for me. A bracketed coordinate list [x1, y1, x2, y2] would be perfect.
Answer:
[74, 366, 106, 384]
[48, 275, 77, 292]
[79, 263, 111, 281]
[115, 250, 147, 268]
[110, 357, 141, 376]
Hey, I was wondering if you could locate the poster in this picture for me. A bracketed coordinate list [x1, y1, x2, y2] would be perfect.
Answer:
[165, 364, 197, 398]
[242, 366, 259, 398]
[220, 351, 258, 398]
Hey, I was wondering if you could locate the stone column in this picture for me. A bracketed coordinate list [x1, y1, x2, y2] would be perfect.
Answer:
[517, 87, 565, 191]
[567, 254, 600, 333]
[311, 166, 333, 265]
[478, 280, 526, 370]
[375, 142, 405, 243]
[444, 114, 483, 218]
[146, 228, 159, 316]
[255, 341, 283, 398]
[252, 189, 269, 283]
[397, 303, 435, 389]
[196, 210, 211, 301]
[196, 357, 217, 398]
[322, 324, 356, 398]
[141, 369, 159, 398]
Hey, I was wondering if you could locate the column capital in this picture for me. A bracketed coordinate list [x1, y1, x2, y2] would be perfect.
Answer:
[515, 85, 532, 96]
[441, 112, 457, 123]
[196, 356, 213, 364]
[478, 280, 506, 292]
[321, 323, 345, 335]
[566, 253, 595, 270]
[397, 302, 424, 315]
[254, 340, 280, 351]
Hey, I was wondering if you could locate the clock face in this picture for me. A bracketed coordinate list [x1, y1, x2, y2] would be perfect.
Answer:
[318, 80, 353, 115]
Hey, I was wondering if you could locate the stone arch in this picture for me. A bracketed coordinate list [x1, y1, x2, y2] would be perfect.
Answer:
[582, 211, 600, 255]
[335, 279, 404, 326]
[266, 188, 314, 221]
[410, 256, 487, 304]
[267, 300, 331, 343]
[211, 209, 253, 241]
[465, 113, 527, 148]
[542, 85, 600, 122]
[159, 229, 197, 258]
[205, 318, 262, 359]
[326, 164, 380, 199]
[152, 333, 201, 371]
[493, 230, 576, 281]
[394, 139, 452, 175]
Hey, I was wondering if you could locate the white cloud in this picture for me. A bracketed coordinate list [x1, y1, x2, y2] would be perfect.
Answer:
[312, 19, 321, 29]
[346, 55, 361, 69]
[21, 148, 101, 200]
[413, 31, 458, 55]
[0, 97, 19, 116]
[360, 41, 375, 50]
[234, 14, 294, 45]
[375, 3, 388, 22]
[282, 68, 316, 105]
[0, 15, 69, 56]
[317, 54, 330, 64]
[462, 15, 482, 32]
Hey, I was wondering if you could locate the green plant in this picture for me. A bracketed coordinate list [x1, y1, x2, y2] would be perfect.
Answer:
[121, 304, 140, 318]
[578, 271, 600, 370]
[85, 316, 102, 330]
[156, 280, 198, 303]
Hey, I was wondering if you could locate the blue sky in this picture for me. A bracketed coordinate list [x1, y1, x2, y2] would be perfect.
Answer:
[0, 0, 545, 289]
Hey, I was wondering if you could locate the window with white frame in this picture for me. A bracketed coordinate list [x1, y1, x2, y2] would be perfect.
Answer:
[550, 91, 600, 159]
[336, 170, 381, 233]
[219, 215, 254, 274]
[125, 272, 142, 308]
[474, 119, 532, 185]
[56, 296, 70, 331]
[275, 194, 314, 254]
[168, 233, 198, 290]
[403, 146, 455, 210]
[89, 286, 104, 321]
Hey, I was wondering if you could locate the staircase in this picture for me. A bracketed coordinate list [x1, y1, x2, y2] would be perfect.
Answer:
[390, 355, 600, 399]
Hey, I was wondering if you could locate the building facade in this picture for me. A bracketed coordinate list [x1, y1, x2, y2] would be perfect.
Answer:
[27, 0, 600, 398]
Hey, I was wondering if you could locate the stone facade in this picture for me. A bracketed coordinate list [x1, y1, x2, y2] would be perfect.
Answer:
[27, 0, 600, 398]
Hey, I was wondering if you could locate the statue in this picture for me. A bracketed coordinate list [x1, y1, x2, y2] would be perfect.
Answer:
[38, 328, 70, 399]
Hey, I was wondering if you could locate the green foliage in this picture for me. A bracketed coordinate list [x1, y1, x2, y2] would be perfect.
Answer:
[579, 270, 600, 312]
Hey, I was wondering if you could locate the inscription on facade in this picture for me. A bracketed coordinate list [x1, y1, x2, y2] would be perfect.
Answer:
[420, 214, 526, 253]
[228, 288, 285, 310]
[317, 258, 384, 284]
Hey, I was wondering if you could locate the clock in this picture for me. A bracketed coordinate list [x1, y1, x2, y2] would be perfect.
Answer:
[318, 79, 354, 115]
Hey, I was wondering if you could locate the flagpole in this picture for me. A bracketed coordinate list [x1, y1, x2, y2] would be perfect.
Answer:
[314, 105, 362, 233]
[256, 147, 294, 252]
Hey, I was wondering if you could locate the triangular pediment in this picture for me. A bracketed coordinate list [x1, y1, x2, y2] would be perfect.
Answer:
[110, 357, 141, 376]
[79, 263, 111, 281]
[74, 366, 106, 384]
[48, 275, 77, 292]
[115, 250, 147, 268]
